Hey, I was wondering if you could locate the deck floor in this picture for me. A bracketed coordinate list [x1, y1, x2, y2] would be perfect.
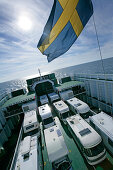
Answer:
[40, 107, 113, 170]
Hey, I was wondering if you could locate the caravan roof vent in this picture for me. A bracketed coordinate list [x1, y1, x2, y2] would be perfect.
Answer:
[100, 119, 104, 125]
[56, 129, 62, 137]
[50, 128, 54, 132]
[70, 120, 74, 124]
[74, 103, 82, 107]
[77, 103, 82, 106]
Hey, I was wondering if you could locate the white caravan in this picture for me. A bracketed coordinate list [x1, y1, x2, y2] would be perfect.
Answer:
[66, 97, 93, 121]
[48, 92, 60, 103]
[89, 111, 113, 155]
[38, 104, 54, 129]
[44, 125, 72, 170]
[66, 115, 106, 165]
[40, 95, 48, 105]
[22, 101, 36, 112]
[53, 100, 69, 122]
[23, 110, 39, 134]
[59, 90, 74, 101]
[15, 136, 40, 170]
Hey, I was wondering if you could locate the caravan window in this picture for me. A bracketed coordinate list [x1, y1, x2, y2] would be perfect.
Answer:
[23, 106, 29, 112]
[80, 111, 93, 119]
[108, 138, 113, 147]
[26, 125, 34, 130]
[84, 141, 104, 157]
[23, 153, 29, 160]
[43, 117, 54, 125]
[62, 112, 69, 119]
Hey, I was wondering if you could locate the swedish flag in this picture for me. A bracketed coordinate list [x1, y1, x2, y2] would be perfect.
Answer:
[37, 0, 93, 62]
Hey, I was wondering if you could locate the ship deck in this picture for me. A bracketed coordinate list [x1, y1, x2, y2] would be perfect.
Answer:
[1, 92, 35, 108]
[55, 80, 84, 92]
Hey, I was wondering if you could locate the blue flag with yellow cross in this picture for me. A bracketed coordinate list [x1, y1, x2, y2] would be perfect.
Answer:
[37, 0, 93, 62]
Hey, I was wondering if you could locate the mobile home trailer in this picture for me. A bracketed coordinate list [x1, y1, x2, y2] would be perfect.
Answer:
[48, 92, 60, 103]
[53, 100, 70, 122]
[40, 95, 48, 105]
[89, 112, 113, 155]
[66, 115, 106, 165]
[23, 110, 39, 134]
[15, 136, 41, 170]
[22, 101, 36, 112]
[38, 104, 55, 129]
[66, 97, 93, 120]
[44, 125, 72, 170]
[59, 90, 74, 101]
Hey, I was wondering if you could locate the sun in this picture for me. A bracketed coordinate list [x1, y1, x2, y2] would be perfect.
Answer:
[18, 15, 32, 31]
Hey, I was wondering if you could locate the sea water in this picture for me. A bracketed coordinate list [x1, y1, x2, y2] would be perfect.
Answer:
[0, 57, 113, 94]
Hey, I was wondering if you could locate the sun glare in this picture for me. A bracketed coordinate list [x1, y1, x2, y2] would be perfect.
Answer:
[18, 15, 32, 31]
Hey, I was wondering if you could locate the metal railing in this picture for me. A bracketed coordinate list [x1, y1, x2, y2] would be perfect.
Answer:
[9, 122, 23, 170]
[5, 111, 24, 119]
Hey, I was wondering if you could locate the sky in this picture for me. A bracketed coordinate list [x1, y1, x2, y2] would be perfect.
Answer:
[0, 0, 113, 83]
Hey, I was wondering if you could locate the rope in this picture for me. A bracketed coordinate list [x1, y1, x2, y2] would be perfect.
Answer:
[92, 14, 106, 75]
[92, 13, 112, 115]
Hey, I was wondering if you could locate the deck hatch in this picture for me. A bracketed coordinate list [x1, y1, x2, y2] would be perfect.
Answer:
[56, 129, 62, 137]
[79, 128, 91, 136]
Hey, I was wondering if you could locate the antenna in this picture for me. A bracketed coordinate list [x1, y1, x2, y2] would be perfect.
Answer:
[38, 68, 41, 77]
